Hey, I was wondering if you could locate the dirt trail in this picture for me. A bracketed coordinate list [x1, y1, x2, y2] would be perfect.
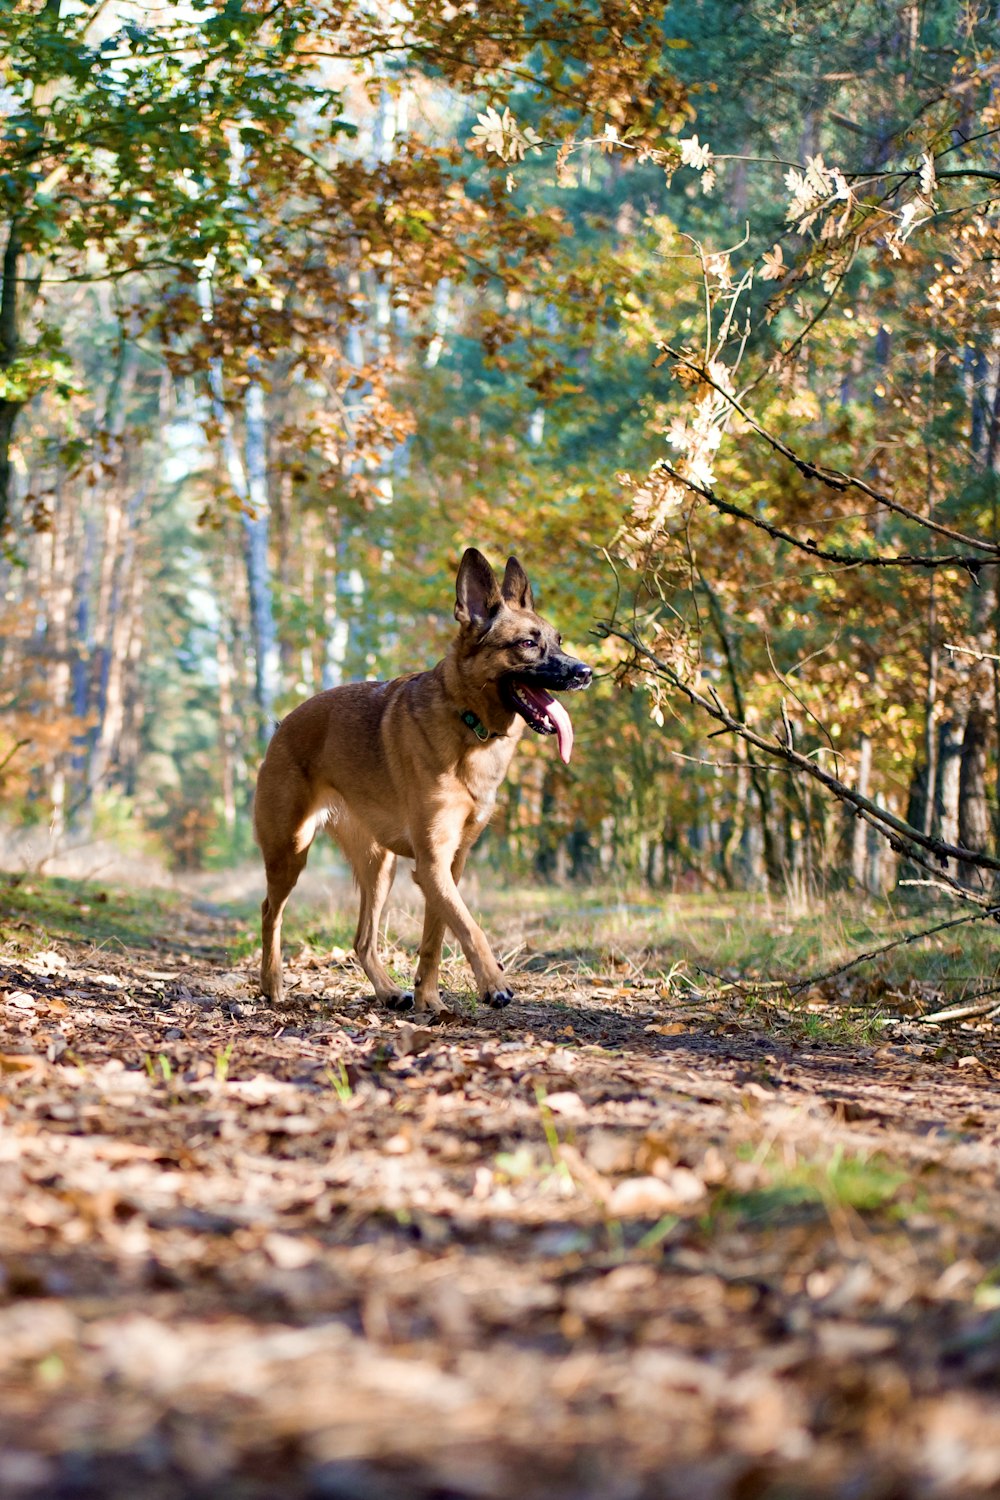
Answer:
[1, 898, 999, 1499]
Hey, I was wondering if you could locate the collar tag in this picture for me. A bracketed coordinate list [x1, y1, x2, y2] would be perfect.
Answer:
[461, 710, 491, 741]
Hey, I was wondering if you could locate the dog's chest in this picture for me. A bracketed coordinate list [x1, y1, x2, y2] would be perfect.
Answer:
[461, 742, 513, 825]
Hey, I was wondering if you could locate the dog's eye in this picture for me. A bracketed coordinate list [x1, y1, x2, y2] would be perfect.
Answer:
[518, 639, 538, 650]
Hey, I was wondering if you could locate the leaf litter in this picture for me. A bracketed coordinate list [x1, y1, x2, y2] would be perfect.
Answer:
[1, 893, 1000, 1498]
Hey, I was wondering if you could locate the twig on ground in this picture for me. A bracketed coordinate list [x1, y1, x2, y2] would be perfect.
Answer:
[692, 907, 1000, 1006]
[920, 998, 999, 1025]
[787, 906, 1000, 996]
[692, 964, 788, 997]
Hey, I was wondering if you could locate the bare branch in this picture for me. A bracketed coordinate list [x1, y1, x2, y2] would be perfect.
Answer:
[599, 621, 1000, 876]
[944, 642, 1000, 664]
[0, 737, 30, 777]
[660, 462, 989, 572]
[661, 347, 1000, 556]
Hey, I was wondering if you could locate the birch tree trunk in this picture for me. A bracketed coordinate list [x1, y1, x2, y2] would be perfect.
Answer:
[87, 486, 148, 801]
[203, 347, 279, 747]
[46, 480, 73, 841]
[242, 375, 279, 739]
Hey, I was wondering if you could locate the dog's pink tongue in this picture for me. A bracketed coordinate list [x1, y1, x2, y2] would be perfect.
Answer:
[517, 683, 574, 762]
[546, 693, 574, 764]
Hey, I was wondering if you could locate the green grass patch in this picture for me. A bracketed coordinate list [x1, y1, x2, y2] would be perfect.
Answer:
[721, 1146, 909, 1228]
[483, 884, 1000, 995]
[0, 874, 186, 954]
[224, 895, 357, 964]
[783, 1006, 888, 1046]
[0, 873, 357, 965]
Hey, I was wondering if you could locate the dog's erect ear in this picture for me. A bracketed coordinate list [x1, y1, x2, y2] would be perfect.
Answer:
[501, 556, 534, 612]
[455, 548, 503, 629]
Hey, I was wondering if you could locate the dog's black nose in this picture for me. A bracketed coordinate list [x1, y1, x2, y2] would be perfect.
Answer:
[573, 662, 593, 686]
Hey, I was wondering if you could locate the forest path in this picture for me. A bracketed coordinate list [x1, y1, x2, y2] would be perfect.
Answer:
[1, 886, 999, 1499]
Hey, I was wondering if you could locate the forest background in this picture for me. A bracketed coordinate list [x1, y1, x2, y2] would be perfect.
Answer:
[2, 0, 1000, 909]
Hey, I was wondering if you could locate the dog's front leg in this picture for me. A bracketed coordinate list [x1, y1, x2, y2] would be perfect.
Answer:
[413, 843, 513, 1010]
[412, 847, 469, 1014]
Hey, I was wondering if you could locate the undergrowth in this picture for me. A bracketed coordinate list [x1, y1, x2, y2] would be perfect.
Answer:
[3, 873, 997, 1033]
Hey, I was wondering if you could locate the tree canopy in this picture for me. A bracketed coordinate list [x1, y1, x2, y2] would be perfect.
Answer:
[1, 0, 999, 901]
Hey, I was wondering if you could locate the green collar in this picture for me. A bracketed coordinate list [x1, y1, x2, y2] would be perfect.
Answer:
[460, 709, 500, 742]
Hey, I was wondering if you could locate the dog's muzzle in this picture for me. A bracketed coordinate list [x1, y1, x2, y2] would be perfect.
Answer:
[501, 656, 591, 763]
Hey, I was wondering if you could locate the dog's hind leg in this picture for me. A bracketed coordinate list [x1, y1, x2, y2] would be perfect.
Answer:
[259, 833, 317, 1006]
[255, 758, 318, 1004]
[260, 844, 311, 1004]
[338, 821, 411, 1010]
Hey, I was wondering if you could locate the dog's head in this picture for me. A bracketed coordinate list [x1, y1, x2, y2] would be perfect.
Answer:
[453, 548, 591, 762]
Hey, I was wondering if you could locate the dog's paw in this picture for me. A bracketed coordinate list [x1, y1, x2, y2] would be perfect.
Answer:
[482, 985, 514, 1009]
[259, 972, 283, 1004]
[384, 991, 415, 1013]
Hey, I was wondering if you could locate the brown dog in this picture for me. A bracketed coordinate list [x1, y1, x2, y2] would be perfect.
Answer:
[254, 549, 591, 1014]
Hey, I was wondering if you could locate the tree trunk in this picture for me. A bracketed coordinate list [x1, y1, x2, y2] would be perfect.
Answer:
[701, 581, 783, 888]
[851, 734, 872, 889]
[72, 514, 95, 757]
[0, 217, 25, 534]
[205, 358, 279, 746]
[321, 513, 347, 689]
[958, 703, 991, 890]
[242, 377, 279, 741]
[936, 716, 965, 854]
[46, 482, 73, 841]
[87, 487, 147, 800]
[922, 577, 939, 838]
[116, 561, 146, 799]
[217, 623, 238, 833]
[275, 464, 296, 681]
[80, 341, 140, 809]
[0, 399, 19, 534]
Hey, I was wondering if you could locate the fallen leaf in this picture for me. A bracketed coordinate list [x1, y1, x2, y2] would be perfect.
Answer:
[396, 1024, 438, 1057]
[608, 1171, 706, 1217]
[816, 1321, 897, 1357]
[544, 1091, 586, 1118]
[263, 1233, 319, 1271]
[3, 991, 36, 1009]
[585, 1129, 635, 1175]
[0, 1054, 40, 1073]
[30, 950, 67, 973]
